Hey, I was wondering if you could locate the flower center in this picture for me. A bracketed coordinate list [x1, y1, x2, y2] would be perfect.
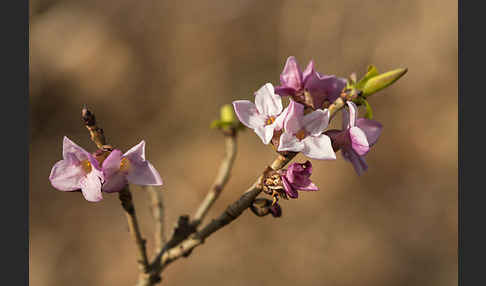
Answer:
[80, 160, 92, 173]
[295, 129, 307, 140]
[120, 157, 131, 172]
[265, 116, 276, 126]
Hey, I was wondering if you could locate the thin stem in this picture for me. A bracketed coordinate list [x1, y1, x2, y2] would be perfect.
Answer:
[119, 187, 150, 273]
[192, 133, 237, 227]
[148, 186, 166, 254]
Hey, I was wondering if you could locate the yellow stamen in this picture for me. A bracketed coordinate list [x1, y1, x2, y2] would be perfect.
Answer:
[81, 160, 92, 173]
[120, 157, 131, 172]
[265, 116, 276, 126]
[296, 129, 307, 140]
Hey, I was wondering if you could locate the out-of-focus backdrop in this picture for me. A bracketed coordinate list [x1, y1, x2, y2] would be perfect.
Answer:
[29, 0, 457, 285]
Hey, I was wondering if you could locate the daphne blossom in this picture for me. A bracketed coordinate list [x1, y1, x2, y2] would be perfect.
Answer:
[274, 56, 346, 109]
[49, 137, 104, 202]
[325, 101, 383, 175]
[232, 83, 290, 144]
[278, 100, 336, 160]
[49, 137, 163, 202]
[101, 140, 163, 193]
[280, 161, 318, 199]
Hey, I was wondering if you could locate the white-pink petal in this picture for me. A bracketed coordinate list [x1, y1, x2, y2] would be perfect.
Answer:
[302, 109, 330, 136]
[123, 140, 146, 161]
[254, 83, 282, 117]
[254, 125, 275, 145]
[62, 136, 90, 161]
[49, 154, 85, 191]
[283, 100, 304, 134]
[232, 100, 266, 129]
[301, 135, 336, 160]
[346, 101, 358, 127]
[349, 126, 370, 156]
[278, 132, 305, 152]
[127, 161, 163, 186]
[80, 170, 103, 202]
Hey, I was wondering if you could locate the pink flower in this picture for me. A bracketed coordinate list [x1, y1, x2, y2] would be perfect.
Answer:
[274, 56, 346, 109]
[101, 141, 163, 193]
[325, 101, 383, 175]
[233, 83, 288, 144]
[277, 100, 336, 160]
[280, 161, 318, 199]
[49, 137, 104, 202]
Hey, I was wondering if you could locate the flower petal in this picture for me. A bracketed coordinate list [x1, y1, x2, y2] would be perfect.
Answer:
[285, 162, 318, 191]
[341, 107, 350, 130]
[342, 149, 368, 176]
[346, 101, 358, 127]
[302, 60, 315, 84]
[123, 140, 146, 161]
[49, 153, 84, 191]
[127, 161, 163, 186]
[254, 125, 275, 145]
[232, 100, 266, 129]
[272, 104, 290, 131]
[283, 100, 304, 134]
[304, 73, 346, 108]
[301, 135, 336, 160]
[278, 131, 305, 153]
[298, 182, 319, 191]
[62, 136, 90, 161]
[102, 171, 128, 193]
[349, 126, 369, 156]
[123, 141, 163, 186]
[280, 56, 303, 91]
[356, 118, 383, 146]
[274, 86, 297, 97]
[80, 170, 103, 202]
[102, 149, 123, 179]
[282, 176, 298, 199]
[254, 83, 282, 116]
[302, 109, 330, 136]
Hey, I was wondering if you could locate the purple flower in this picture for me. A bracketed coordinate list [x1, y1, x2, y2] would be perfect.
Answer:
[280, 161, 318, 199]
[233, 83, 289, 144]
[274, 56, 347, 109]
[278, 100, 336, 160]
[49, 137, 104, 202]
[325, 101, 383, 175]
[101, 141, 163, 193]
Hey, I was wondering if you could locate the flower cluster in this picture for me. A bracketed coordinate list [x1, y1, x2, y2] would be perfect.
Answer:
[49, 137, 163, 202]
[233, 56, 384, 176]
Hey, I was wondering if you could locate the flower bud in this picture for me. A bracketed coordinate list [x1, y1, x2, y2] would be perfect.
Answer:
[220, 104, 236, 123]
[210, 104, 244, 131]
[361, 67, 407, 98]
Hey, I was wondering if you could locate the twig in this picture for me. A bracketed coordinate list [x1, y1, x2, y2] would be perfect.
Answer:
[135, 153, 296, 285]
[82, 105, 110, 150]
[119, 187, 150, 273]
[192, 132, 238, 227]
[159, 152, 296, 270]
[148, 186, 166, 254]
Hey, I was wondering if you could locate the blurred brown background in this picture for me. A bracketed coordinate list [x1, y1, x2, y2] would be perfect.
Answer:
[29, 0, 457, 285]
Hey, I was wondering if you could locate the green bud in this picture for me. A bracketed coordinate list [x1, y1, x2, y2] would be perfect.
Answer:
[210, 104, 245, 131]
[220, 104, 236, 123]
[361, 67, 407, 98]
[356, 65, 379, 90]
